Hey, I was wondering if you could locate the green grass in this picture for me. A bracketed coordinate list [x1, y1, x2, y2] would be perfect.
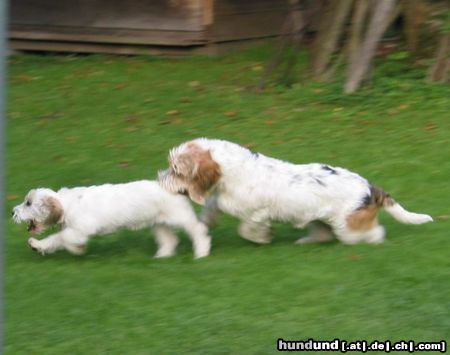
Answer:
[6, 48, 450, 354]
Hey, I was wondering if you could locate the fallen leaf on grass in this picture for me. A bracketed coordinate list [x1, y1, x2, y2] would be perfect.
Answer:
[166, 110, 180, 116]
[125, 126, 139, 132]
[14, 75, 40, 82]
[53, 155, 65, 162]
[118, 161, 130, 169]
[425, 122, 437, 131]
[124, 115, 139, 124]
[115, 83, 128, 90]
[7, 195, 19, 202]
[348, 254, 361, 261]
[179, 97, 193, 103]
[224, 110, 239, 117]
[188, 81, 201, 88]
[251, 65, 263, 72]
[436, 215, 450, 220]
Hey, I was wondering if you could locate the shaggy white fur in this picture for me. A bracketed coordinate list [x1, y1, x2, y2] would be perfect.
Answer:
[159, 138, 432, 245]
[12, 180, 211, 258]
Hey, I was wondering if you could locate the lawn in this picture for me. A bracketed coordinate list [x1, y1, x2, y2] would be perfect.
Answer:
[6, 48, 450, 354]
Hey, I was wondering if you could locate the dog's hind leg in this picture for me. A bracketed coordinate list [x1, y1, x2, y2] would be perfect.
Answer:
[332, 207, 386, 245]
[238, 220, 272, 244]
[295, 221, 335, 244]
[153, 224, 179, 258]
[333, 225, 385, 245]
[182, 221, 211, 259]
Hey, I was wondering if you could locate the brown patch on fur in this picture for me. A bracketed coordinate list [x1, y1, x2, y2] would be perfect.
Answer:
[189, 149, 221, 204]
[370, 185, 395, 207]
[43, 196, 64, 226]
[347, 185, 394, 232]
[366, 185, 395, 208]
[346, 206, 378, 232]
[173, 143, 221, 204]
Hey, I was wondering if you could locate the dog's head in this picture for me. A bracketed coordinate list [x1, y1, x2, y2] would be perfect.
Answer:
[158, 142, 221, 205]
[12, 188, 64, 235]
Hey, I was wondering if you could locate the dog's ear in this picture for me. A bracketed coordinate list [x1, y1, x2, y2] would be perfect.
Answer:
[188, 149, 221, 205]
[174, 153, 197, 178]
[43, 196, 63, 226]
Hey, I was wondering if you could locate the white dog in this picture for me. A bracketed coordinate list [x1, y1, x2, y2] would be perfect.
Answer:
[12, 180, 211, 258]
[159, 138, 433, 245]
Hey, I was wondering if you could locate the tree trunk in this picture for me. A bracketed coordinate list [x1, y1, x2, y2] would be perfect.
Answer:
[310, 0, 354, 79]
[257, 0, 306, 91]
[404, 0, 427, 55]
[427, 33, 450, 83]
[347, 0, 371, 79]
[344, 0, 397, 93]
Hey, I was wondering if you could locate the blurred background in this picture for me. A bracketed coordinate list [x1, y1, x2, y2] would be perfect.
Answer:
[5, 0, 450, 353]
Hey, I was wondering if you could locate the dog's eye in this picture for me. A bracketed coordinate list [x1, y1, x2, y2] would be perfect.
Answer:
[25, 201, 31, 207]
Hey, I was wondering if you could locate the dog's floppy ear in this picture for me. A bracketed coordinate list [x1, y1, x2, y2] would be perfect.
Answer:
[174, 153, 197, 177]
[43, 196, 63, 226]
[188, 149, 221, 205]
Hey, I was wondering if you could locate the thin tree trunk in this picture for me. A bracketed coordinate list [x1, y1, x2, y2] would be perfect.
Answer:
[347, 0, 371, 79]
[311, 0, 354, 79]
[344, 0, 397, 93]
[404, 0, 427, 55]
[427, 33, 450, 83]
[257, 1, 306, 91]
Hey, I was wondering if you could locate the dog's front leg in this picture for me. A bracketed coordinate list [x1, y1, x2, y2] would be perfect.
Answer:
[29, 229, 88, 255]
[153, 224, 180, 258]
[28, 233, 64, 255]
[200, 195, 221, 226]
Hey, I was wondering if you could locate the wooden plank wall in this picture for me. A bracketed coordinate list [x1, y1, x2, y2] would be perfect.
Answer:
[211, 0, 289, 42]
[10, 0, 208, 46]
[9, 0, 290, 54]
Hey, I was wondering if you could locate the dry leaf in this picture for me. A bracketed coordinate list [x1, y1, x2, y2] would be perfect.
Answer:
[124, 115, 139, 124]
[425, 122, 437, 131]
[188, 81, 200, 88]
[180, 97, 192, 103]
[224, 110, 239, 117]
[348, 254, 361, 261]
[53, 155, 65, 162]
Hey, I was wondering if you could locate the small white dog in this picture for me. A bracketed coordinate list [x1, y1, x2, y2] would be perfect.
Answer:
[159, 138, 433, 245]
[12, 180, 211, 258]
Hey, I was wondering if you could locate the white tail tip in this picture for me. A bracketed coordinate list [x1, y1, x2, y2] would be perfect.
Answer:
[385, 203, 433, 224]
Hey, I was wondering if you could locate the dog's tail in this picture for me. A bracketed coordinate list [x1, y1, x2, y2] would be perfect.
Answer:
[370, 186, 433, 224]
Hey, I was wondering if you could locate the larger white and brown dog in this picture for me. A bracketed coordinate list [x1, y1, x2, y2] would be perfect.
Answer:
[12, 180, 211, 258]
[159, 138, 433, 245]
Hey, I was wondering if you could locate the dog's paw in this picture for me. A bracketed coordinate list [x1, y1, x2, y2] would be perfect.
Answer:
[28, 238, 45, 255]
[193, 237, 211, 259]
[154, 249, 176, 258]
